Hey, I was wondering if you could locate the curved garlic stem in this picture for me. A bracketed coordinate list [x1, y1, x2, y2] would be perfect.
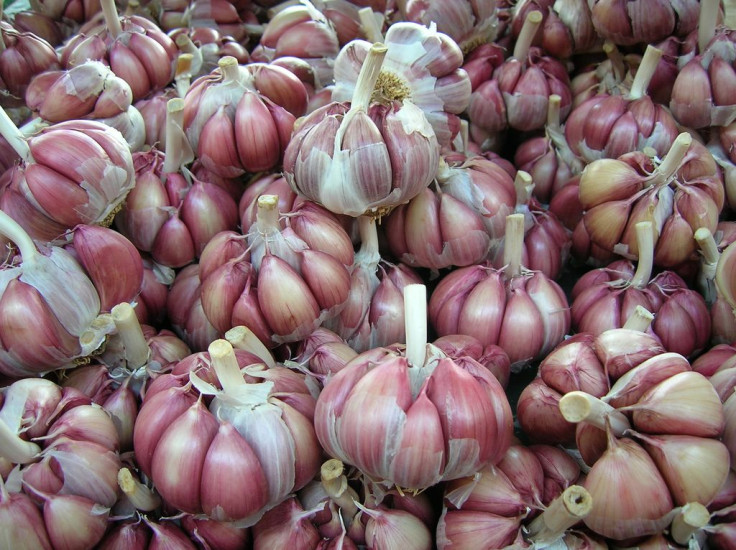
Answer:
[546, 95, 562, 132]
[699, 0, 721, 53]
[19, 116, 49, 137]
[255, 194, 281, 236]
[112, 303, 150, 370]
[503, 213, 526, 279]
[671, 502, 710, 545]
[359, 7, 384, 43]
[118, 468, 161, 512]
[513, 10, 542, 60]
[695, 227, 720, 271]
[602, 41, 626, 83]
[622, 305, 654, 332]
[695, 227, 720, 303]
[100, 0, 123, 39]
[404, 284, 427, 368]
[163, 98, 188, 173]
[656, 132, 693, 182]
[225, 325, 275, 368]
[208, 339, 245, 394]
[630, 221, 655, 288]
[558, 391, 631, 435]
[356, 215, 381, 266]
[174, 53, 193, 99]
[627, 45, 661, 100]
[321, 459, 359, 520]
[526, 485, 593, 543]
[514, 171, 534, 207]
[0, 419, 41, 464]
[218, 56, 242, 84]
[0, 209, 39, 263]
[350, 42, 388, 112]
[0, 107, 32, 163]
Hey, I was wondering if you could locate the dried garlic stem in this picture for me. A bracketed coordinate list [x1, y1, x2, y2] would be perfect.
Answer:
[514, 171, 534, 207]
[695, 227, 720, 273]
[359, 7, 384, 43]
[725, 0, 736, 29]
[356, 215, 380, 265]
[321, 459, 359, 519]
[656, 133, 692, 183]
[671, 502, 710, 545]
[163, 98, 188, 173]
[404, 284, 427, 368]
[218, 56, 241, 84]
[602, 41, 626, 83]
[209, 339, 245, 394]
[100, 0, 123, 39]
[546, 95, 562, 132]
[112, 303, 150, 369]
[622, 305, 655, 332]
[350, 42, 388, 112]
[118, 467, 161, 512]
[225, 325, 275, 368]
[558, 391, 631, 435]
[174, 53, 193, 98]
[0, 107, 32, 163]
[527, 485, 593, 543]
[630, 221, 655, 288]
[627, 45, 662, 100]
[513, 10, 542, 60]
[699, 0, 721, 53]
[503, 213, 526, 279]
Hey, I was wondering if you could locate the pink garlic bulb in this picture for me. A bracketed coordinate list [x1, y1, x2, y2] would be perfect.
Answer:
[199, 194, 354, 346]
[132, 340, 322, 525]
[331, 21, 471, 148]
[283, 42, 440, 218]
[183, 56, 308, 178]
[60, 0, 177, 101]
[429, 214, 570, 367]
[314, 284, 513, 492]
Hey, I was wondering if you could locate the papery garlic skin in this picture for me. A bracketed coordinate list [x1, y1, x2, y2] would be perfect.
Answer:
[284, 99, 440, 217]
[331, 22, 472, 148]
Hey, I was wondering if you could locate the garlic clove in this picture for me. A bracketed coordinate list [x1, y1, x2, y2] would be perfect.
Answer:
[583, 435, 674, 541]
[334, 356, 412, 482]
[593, 328, 665, 380]
[627, 371, 725, 438]
[234, 91, 282, 173]
[133, 384, 197, 477]
[300, 249, 351, 311]
[41, 493, 110, 550]
[428, 357, 511, 479]
[200, 421, 269, 521]
[363, 506, 433, 550]
[274, 399, 322, 493]
[388, 389, 446, 490]
[637, 433, 730, 506]
[517, 378, 578, 445]
[197, 106, 242, 178]
[150, 398, 219, 514]
[605, 352, 691, 408]
[257, 254, 321, 342]
[436, 507, 522, 550]
[71, 225, 144, 313]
